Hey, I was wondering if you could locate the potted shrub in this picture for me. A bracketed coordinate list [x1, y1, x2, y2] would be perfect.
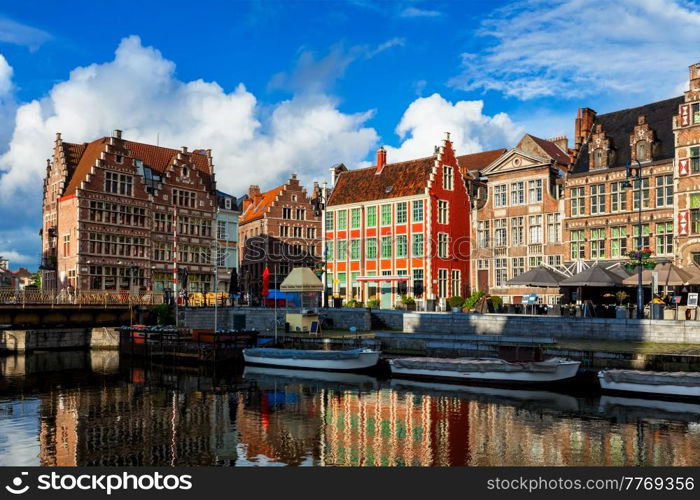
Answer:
[490, 295, 504, 313]
[367, 298, 380, 309]
[448, 295, 465, 312]
[615, 291, 629, 319]
[463, 291, 486, 312]
[400, 295, 416, 311]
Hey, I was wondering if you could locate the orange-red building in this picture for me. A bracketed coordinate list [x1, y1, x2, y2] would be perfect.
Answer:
[325, 133, 501, 309]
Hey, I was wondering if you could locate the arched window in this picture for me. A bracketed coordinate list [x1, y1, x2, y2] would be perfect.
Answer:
[636, 141, 649, 162]
[593, 149, 604, 168]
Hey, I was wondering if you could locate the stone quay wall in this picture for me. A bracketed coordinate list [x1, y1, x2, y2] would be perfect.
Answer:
[402, 312, 700, 343]
[180, 307, 700, 344]
[0, 327, 120, 353]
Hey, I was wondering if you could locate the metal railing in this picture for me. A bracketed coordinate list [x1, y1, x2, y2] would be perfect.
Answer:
[0, 289, 165, 307]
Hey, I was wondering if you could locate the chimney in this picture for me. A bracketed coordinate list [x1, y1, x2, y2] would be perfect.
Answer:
[548, 136, 569, 152]
[112, 129, 122, 139]
[181, 146, 188, 153]
[248, 184, 261, 199]
[375, 146, 387, 174]
[574, 108, 596, 150]
[329, 163, 347, 187]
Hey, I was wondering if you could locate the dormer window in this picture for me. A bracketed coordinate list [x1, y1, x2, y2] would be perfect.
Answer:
[593, 149, 604, 169]
[636, 140, 650, 162]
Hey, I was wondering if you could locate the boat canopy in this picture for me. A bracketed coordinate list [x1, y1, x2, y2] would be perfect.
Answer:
[244, 348, 365, 360]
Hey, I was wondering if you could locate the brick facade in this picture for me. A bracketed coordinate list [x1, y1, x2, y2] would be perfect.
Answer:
[41, 130, 217, 293]
[238, 174, 321, 301]
[326, 133, 481, 308]
[674, 62, 700, 265]
[469, 134, 566, 304]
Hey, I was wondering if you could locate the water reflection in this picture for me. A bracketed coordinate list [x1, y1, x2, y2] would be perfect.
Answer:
[1, 352, 699, 466]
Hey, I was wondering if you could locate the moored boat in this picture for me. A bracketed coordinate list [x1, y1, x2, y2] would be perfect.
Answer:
[598, 369, 700, 398]
[388, 357, 580, 384]
[242, 347, 380, 371]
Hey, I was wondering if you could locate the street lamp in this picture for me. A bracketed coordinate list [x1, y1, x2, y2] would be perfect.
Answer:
[313, 181, 328, 307]
[622, 159, 645, 319]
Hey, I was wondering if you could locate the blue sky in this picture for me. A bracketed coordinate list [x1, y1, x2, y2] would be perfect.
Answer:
[1, 0, 700, 269]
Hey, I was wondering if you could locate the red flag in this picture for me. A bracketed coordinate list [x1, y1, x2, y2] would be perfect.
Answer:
[261, 267, 270, 297]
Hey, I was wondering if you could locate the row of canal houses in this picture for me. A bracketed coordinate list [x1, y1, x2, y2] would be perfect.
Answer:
[39, 61, 700, 309]
[325, 62, 700, 308]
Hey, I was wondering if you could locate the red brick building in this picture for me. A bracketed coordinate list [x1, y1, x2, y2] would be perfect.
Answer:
[238, 174, 322, 301]
[41, 130, 218, 293]
[469, 134, 569, 304]
[325, 133, 498, 309]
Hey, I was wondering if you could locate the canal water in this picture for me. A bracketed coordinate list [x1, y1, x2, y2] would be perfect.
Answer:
[1, 351, 699, 466]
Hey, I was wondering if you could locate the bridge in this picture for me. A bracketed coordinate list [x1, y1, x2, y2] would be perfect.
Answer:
[0, 290, 165, 328]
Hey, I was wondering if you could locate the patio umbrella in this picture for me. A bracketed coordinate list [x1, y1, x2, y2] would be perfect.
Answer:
[261, 267, 270, 297]
[506, 266, 568, 287]
[560, 265, 629, 287]
[621, 262, 698, 287]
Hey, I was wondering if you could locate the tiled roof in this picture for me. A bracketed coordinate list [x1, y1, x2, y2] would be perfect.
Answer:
[572, 96, 683, 174]
[62, 142, 86, 173]
[328, 157, 434, 206]
[457, 148, 507, 175]
[528, 135, 570, 166]
[328, 148, 506, 206]
[239, 184, 285, 224]
[63, 137, 213, 196]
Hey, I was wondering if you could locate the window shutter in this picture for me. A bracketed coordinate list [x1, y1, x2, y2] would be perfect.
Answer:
[681, 104, 691, 127]
[679, 158, 690, 176]
[679, 210, 689, 236]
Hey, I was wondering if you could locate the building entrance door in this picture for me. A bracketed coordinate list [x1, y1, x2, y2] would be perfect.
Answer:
[380, 281, 392, 309]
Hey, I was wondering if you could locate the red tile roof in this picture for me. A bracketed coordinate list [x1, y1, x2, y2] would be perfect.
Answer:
[328, 156, 433, 206]
[328, 148, 507, 206]
[239, 184, 285, 224]
[528, 135, 570, 166]
[62, 137, 212, 196]
[62, 142, 86, 173]
[457, 148, 507, 175]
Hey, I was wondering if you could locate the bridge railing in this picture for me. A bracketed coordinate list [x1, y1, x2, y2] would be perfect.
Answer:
[0, 289, 165, 307]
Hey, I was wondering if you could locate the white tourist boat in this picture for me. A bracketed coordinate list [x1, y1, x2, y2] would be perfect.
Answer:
[242, 347, 380, 371]
[598, 370, 700, 398]
[388, 357, 580, 384]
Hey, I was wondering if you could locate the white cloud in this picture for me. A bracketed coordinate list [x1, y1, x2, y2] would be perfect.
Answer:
[0, 54, 16, 149]
[0, 250, 33, 265]
[0, 36, 525, 265]
[0, 16, 51, 51]
[269, 38, 404, 94]
[0, 226, 38, 266]
[400, 7, 443, 18]
[0, 35, 379, 203]
[384, 93, 522, 162]
[451, 0, 700, 100]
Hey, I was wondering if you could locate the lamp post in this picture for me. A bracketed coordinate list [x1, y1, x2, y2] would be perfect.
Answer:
[623, 159, 645, 319]
[314, 181, 328, 307]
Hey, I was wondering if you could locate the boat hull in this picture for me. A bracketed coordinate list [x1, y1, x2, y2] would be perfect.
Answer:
[389, 360, 580, 384]
[598, 373, 700, 398]
[243, 350, 380, 371]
